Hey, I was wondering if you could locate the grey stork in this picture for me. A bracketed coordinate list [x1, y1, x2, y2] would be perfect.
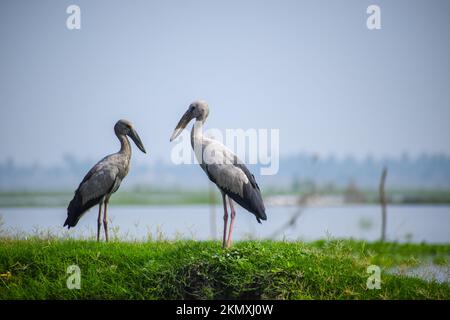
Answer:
[64, 119, 146, 241]
[170, 100, 266, 248]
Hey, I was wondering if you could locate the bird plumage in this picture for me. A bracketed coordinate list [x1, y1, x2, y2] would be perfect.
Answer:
[64, 119, 146, 241]
[64, 154, 124, 228]
[171, 100, 267, 247]
[198, 137, 266, 223]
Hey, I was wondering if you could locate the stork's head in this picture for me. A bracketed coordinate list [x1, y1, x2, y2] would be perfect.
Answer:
[170, 100, 209, 141]
[114, 119, 147, 153]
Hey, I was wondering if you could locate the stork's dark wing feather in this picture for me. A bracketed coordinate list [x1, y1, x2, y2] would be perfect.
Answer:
[228, 159, 266, 223]
[204, 155, 266, 223]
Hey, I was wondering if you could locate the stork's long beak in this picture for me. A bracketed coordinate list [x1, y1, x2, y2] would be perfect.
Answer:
[129, 128, 147, 154]
[170, 108, 194, 142]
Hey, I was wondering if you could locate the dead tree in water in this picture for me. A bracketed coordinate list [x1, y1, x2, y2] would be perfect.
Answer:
[268, 191, 313, 239]
[379, 167, 388, 242]
[269, 155, 320, 240]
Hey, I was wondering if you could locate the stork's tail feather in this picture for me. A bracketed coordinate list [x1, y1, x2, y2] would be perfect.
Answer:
[65, 191, 102, 229]
[65, 192, 84, 228]
[225, 182, 267, 224]
[245, 179, 266, 224]
[63, 218, 74, 229]
[251, 189, 267, 224]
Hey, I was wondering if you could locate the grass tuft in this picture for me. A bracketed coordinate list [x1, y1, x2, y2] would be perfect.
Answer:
[0, 239, 448, 299]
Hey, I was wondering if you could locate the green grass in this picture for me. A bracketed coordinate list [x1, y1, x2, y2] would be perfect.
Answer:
[0, 239, 448, 299]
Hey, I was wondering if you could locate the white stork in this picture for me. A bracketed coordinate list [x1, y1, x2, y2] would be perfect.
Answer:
[64, 119, 147, 241]
[170, 100, 267, 248]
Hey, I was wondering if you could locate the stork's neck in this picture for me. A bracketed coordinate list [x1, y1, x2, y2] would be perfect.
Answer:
[191, 120, 205, 164]
[190, 120, 204, 147]
[117, 133, 131, 158]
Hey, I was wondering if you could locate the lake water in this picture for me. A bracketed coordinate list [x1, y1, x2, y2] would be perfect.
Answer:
[1, 205, 449, 243]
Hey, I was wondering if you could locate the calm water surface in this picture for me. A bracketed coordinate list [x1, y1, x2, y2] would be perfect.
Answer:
[1, 205, 449, 243]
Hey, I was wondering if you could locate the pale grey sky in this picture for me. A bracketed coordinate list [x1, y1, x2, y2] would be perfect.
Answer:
[1, 0, 449, 166]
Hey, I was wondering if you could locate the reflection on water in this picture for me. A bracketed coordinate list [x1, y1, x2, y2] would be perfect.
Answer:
[388, 263, 450, 284]
[0, 205, 449, 243]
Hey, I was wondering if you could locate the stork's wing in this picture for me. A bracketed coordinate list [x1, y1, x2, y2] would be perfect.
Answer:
[77, 159, 119, 206]
[201, 140, 266, 222]
[64, 155, 120, 228]
[206, 162, 249, 198]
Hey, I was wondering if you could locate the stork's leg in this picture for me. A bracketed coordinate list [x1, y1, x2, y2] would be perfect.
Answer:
[103, 198, 109, 242]
[97, 201, 103, 242]
[221, 192, 228, 249]
[226, 198, 236, 248]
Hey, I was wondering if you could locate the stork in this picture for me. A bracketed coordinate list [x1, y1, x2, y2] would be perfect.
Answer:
[64, 119, 146, 241]
[170, 100, 266, 248]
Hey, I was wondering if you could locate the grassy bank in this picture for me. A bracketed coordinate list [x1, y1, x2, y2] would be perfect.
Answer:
[0, 239, 448, 299]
